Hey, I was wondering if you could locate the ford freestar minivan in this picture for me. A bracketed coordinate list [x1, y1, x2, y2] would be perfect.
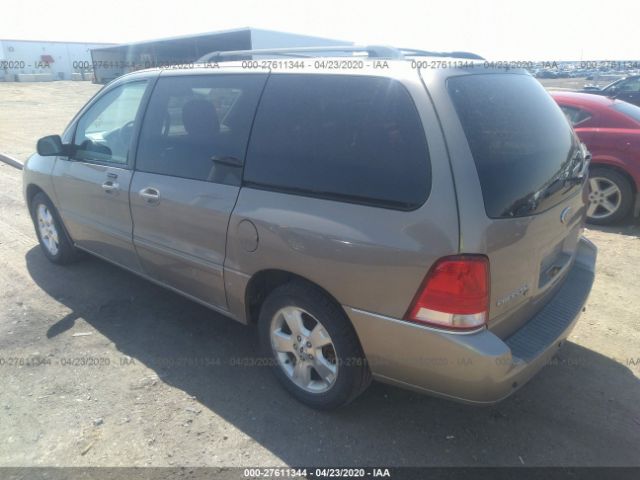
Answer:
[23, 46, 597, 409]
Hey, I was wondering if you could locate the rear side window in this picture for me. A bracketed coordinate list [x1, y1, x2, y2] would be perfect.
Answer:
[244, 74, 430, 210]
[559, 105, 592, 126]
[136, 74, 267, 185]
[448, 74, 580, 218]
[613, 77, 640, 92]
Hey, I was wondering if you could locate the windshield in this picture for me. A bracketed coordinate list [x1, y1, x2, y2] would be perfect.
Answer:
[448, 73, 583, 218]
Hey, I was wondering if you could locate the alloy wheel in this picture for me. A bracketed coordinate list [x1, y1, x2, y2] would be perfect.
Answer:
[36, 204, 60, 256]
[269, 306, 338, 393]
[587, 177, 622, 220]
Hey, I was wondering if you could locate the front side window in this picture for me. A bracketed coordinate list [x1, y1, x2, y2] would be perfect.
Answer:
[135, 74, 267, 184]
[243, 74, 431, 210]
[74, 81, 148, 164]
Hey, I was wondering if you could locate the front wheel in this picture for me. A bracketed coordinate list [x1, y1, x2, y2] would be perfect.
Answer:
[30, 192, 80, 264]
[586, 168, 634, 225]
[258, 281, 371, 409]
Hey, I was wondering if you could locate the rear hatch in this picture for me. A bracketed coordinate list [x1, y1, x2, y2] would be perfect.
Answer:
[441, 72, 589, 338]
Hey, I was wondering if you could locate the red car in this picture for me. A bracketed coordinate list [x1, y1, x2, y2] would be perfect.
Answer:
[551, 91, 640, 224]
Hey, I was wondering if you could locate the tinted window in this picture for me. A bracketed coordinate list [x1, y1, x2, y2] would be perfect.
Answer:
[559, 105, 592, 126]
[244, 75, 430, 210]
[74, 81, 148, 164]
[136, 74, 267, 184]
[612, 77, 640, 92]
[448, 74, 582, 218]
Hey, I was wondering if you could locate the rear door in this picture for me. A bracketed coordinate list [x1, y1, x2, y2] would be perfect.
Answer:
[425, 71, 589, 338]
[51, 80, 150, 270]
[225, 69, 460, 322]
[129, 72, 267, 309]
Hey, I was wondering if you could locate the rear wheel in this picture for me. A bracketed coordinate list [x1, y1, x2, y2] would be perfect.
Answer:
[258, 281, 371, 409]
[30, 192, 79, 264]
[586, 168, 633, 225]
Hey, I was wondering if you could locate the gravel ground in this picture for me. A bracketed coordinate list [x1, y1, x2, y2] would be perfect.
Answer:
[0, 81, 639, 468]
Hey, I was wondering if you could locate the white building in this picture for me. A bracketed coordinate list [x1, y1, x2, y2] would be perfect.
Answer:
[0, 39, 115, 82]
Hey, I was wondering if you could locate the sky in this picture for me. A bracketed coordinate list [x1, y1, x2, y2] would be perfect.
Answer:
[2, 0, 639, 60]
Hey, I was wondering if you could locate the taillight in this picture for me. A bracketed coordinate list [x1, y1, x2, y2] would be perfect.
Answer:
[405, 255, 490, 331]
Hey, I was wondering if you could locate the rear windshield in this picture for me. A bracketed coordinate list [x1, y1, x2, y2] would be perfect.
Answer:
[448, 74, 582, 218]
[611, 101, 640, 123]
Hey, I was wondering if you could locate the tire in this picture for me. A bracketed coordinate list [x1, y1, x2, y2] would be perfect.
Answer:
[586, 167, 634, 225]
[258, 281, 371, 409]
[30, 192, 80, 264]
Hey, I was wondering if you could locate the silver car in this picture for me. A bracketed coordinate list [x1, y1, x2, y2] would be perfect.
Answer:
[23, 46, 597, 409]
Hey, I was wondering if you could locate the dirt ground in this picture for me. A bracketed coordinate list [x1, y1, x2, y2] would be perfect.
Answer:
[0, 80, 639, 468]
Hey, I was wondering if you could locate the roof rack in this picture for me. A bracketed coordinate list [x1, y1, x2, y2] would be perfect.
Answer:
[399, 48, 484, 60]
[195, 45, 484, 63]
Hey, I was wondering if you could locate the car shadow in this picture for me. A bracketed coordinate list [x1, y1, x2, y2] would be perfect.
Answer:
[25, 247, 640, 466]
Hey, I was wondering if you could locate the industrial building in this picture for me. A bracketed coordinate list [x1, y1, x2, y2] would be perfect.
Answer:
[90, 27, 352, 83]
[1, 29, 351, 83]
[0, 39, 115, 81]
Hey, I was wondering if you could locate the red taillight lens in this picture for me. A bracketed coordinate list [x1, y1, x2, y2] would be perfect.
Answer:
[405, 255, 490, 330]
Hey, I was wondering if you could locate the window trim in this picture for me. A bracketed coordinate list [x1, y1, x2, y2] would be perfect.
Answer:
[242, 73, 432, 212]
[243, 181, 423, 211]
[69, 78, 155, 169]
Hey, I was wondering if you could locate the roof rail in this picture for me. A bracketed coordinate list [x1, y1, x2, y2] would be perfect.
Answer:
[399, 48, 485, 60]
[196, 45, 403, 63]
[195, 45, 483, 63]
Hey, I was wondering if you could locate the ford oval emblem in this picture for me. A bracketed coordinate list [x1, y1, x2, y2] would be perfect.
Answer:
[560, 206, 572, 224]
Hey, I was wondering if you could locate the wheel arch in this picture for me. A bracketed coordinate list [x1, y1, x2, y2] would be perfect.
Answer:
[26, 183, 46, 213]
[27, 186, 75, 245]
[244, 269, 346, 326]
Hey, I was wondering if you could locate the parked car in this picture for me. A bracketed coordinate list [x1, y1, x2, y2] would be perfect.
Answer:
[580, 75, 640, 107]
[24, 47, 597, 409]
[535, 70, 558, 79]
[551, 91, 640, 224]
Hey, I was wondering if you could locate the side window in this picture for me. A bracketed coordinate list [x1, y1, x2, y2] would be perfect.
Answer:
[244, 75, 431, 210]
[616, 78, 640, 92]
[560, 105, 592, 126]
[74, 81, 148, 164]
[135, 74, 267, 185]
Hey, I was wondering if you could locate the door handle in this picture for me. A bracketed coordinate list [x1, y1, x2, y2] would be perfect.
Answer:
[101, 180, 119, 193]
[139, 187, 160, 204]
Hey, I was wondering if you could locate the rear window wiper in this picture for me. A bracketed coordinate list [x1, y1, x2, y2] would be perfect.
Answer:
[564, 145, 591, 185]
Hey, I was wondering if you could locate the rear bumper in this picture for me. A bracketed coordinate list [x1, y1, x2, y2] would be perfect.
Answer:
[345, 236, 597, 404]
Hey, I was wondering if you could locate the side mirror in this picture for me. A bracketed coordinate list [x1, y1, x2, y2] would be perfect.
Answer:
[37, 135, 67, 156]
